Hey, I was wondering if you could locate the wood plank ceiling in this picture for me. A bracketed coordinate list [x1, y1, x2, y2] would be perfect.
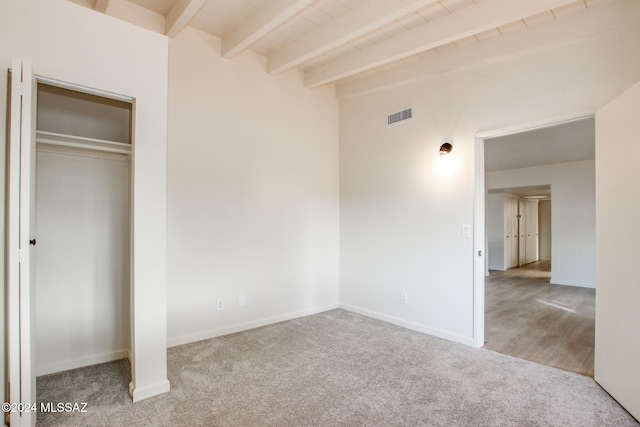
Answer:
[69, 0, 631, 89]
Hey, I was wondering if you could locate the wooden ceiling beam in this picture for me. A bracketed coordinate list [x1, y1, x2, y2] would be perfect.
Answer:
[304, 0, 578, 88]
[166, 0, 207, 39]
[222, 0, 314, 59]
[94, 0, 110, 13]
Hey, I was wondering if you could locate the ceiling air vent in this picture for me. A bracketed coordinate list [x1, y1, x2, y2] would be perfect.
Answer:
[387, 107, 413, 127]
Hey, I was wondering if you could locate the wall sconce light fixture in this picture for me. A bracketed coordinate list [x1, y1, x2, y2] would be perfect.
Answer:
[439, 139, 453, 155]
[435, 137, 459, 177]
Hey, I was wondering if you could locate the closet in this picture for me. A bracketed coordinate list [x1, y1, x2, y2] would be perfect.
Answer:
[34, 83, 132, 375]
[487, 193, 539, 271]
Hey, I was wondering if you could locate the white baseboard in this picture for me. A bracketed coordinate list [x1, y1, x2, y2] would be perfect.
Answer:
[37, 349, 129, 376]
[129, 379, 170, 402]
[167, 303, 340, 347]
[339, 303, 476, 347]
[550, 278, 596, 288]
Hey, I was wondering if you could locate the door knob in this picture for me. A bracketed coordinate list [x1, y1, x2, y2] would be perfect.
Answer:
[29, 238, 36, 246]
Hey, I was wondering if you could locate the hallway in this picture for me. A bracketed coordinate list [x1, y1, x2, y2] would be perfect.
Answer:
[484, 261, 595, 377]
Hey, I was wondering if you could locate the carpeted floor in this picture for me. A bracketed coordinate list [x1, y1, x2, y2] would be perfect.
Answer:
[36, 309, 638, 426]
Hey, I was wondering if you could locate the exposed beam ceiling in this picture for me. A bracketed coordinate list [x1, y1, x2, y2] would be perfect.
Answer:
[166, 0, 207, 39]
[304, 0, 579, 88]
[336, 0, 639, 98]
[77, 0, 637, 91]
[267, 0, 440, 75]
[222, 0, 314, 59]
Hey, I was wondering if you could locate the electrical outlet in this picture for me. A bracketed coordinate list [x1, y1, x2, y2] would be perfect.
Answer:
[238, 295, 245, 307]
[217, 299, 224, 311]
[400, 292, 408, 304]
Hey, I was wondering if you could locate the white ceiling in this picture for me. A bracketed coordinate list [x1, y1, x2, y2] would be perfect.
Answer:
[66, 0, 637, 89]
[484, 117, 595, 172]
[485, 117, 595, 199]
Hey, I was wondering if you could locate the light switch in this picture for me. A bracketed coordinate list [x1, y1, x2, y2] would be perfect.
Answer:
[462, 224, 471, 238]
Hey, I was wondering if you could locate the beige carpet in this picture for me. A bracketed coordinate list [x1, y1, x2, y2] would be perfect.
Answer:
[36, 309, 638, 426]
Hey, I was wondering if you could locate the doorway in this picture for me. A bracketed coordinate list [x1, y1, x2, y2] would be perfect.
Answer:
[34, 81, 133, 372]
[34, 82, 132, 377]
[474, 114, 596, 376]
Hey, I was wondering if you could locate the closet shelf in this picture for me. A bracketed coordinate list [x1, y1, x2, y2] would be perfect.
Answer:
[36, 130, 131, 154]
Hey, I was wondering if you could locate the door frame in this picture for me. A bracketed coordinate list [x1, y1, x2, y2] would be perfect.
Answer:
[5, 62, 135, 426]
[472, 111, 593, 348]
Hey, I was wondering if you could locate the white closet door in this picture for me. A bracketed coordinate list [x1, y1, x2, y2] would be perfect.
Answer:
[525, 200, 539, 264]
[6, 57, 37, 427]
[504, 197, 519, 269]
[502, 197, 510, 269]
[518, 199, 526, 266]
[510, 198, 519, 268]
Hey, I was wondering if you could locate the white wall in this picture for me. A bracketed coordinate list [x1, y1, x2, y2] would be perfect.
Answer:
[35, 149, 130, 376]
[0, 0, 169, 401]
[166, 27, 340, 346]
[539, 200, 552, 260]
[338, 27, 640, 344]
[594, 80, 640, 421]
[487, 160, 595, 288]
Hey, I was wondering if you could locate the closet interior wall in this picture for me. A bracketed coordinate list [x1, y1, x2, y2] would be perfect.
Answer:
[34, 83, 132, 376]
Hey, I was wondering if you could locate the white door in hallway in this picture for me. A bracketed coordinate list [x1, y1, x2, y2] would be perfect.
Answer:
[524, 200, 539, 264]
[517, 199, 539, 266]
[518, 199, 526, 266]
[505, 196, 519, 269]
[594, 81, 640, 421]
